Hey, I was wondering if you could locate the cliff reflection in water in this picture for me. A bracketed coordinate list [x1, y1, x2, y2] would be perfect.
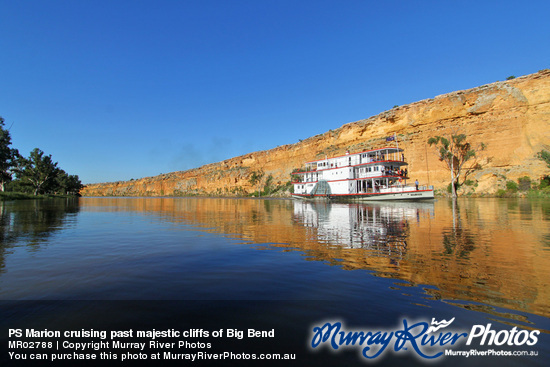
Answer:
[78, 197, 550, 318]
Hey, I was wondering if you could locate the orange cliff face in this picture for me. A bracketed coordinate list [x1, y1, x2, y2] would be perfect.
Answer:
[81, 70, 550, 197]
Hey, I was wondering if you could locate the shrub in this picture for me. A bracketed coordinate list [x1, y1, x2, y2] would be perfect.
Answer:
[505, 180, 518, 192]
[249, 170, 264, 186]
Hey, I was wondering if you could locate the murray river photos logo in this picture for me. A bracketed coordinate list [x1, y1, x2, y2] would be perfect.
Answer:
[310, 317, 540, 361]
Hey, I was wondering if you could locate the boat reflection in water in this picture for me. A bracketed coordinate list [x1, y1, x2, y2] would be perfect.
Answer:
[293, 200, 434, 271]
[295, 200, 433, 247]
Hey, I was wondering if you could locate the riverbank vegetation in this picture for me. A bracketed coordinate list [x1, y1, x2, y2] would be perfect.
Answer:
[0, 116, 83, 199]
[248, 170, 292, 197]
[438, 149, 550, 198]
[495, 175, 550, 198]
[495, 150, 550, 198]
[0, 191, 78, 200]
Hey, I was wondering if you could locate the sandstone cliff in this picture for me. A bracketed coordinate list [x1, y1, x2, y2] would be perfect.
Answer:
[82, 70, 550, 197]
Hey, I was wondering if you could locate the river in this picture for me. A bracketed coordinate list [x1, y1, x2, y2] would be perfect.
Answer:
[0, 197, 549, 366]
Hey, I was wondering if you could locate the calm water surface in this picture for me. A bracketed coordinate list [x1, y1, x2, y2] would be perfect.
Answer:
[0, 197, 549, 365]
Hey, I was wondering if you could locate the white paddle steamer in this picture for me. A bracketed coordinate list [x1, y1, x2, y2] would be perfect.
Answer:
[291, 147, 434, 201]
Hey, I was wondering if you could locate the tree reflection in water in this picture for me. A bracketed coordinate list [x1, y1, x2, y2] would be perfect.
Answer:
[0, 199, 80, 273]
[442, 200, 476, 258]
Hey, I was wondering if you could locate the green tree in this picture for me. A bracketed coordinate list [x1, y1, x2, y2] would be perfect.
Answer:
[16, 148, 60, 195]
[0, 117, 19, 192]
[56, 169, 84, 195]
[538, 150, 550, 169]
[428, 132, 486, 198]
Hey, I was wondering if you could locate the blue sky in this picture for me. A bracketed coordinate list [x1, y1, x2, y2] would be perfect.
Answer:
[1, 0, 549, 184]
